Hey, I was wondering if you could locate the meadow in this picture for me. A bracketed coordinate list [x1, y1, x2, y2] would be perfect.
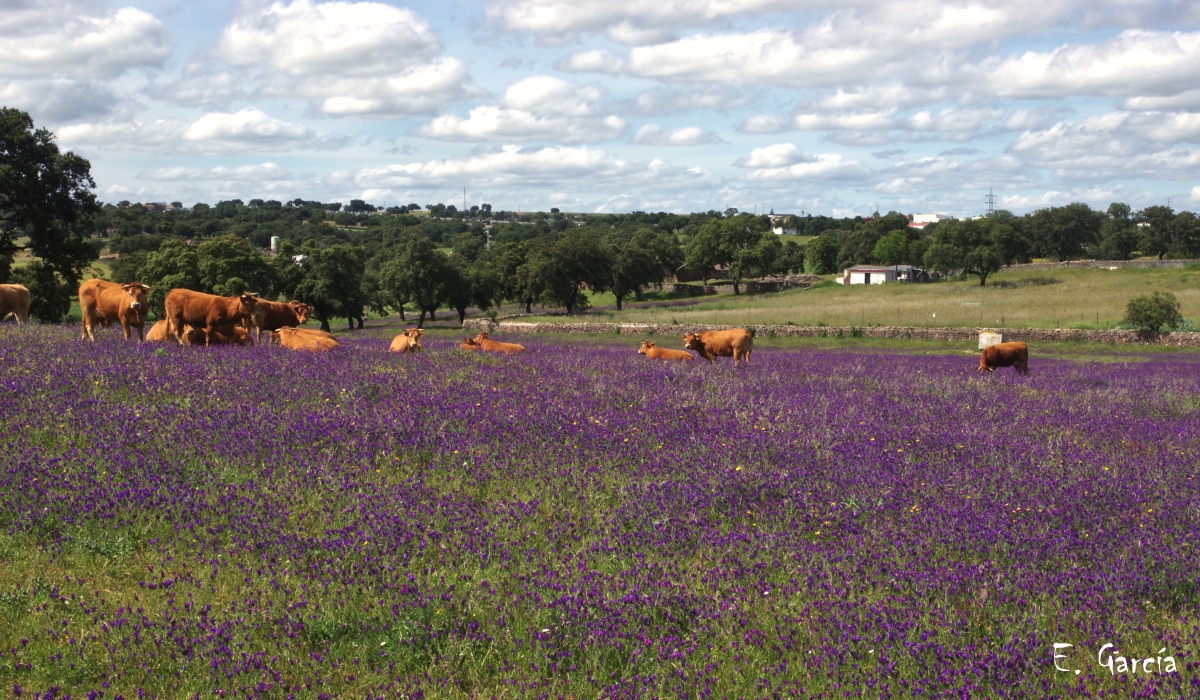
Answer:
[0, 325, 1197, 698]
[552, 266, 1200, 330]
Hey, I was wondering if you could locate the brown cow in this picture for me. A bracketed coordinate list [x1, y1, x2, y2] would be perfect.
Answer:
[0, 284, 30, 324]
[978, 341, 1029, 375]
[244, 299, 311, 342]
[183, 325, 254, 346]
[272, 327, 339, 352]
[389, 328, 425, 353]
[164, 289, 258, 347]
[472, 331, 525, 354]
[79, 279, 151, 341]
[683, 329, 754, 364]
[637, 341, 694, 362]
[459, 337, 481, 351]
[145, 319, 174, 342]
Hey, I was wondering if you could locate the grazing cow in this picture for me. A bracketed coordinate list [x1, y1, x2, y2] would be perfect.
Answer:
[78, 279, 151, 342]
[682, 329, 754, 364]
[978, 341, 1029, 375]
[145, 319, 174, 342]
[272, 327, 339, 352]
[244, 299, 311, 342]
[0, 284, 30, 324]
[389, 328, 425, 353]
[637, 341, 694, 362]
[472, 331, 525, 354]
[164, 289, 258, 347]
[459, 337, 481, 351]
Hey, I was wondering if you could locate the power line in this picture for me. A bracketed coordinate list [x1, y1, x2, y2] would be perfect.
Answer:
[986, 188, 997, 214]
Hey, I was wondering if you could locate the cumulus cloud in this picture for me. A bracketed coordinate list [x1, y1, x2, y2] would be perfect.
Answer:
[737, 151, 870, 181]
[630, 87, 747, 116]
[164, 0, 480, 116]
[414, 76, 626, 143]
[354, 145, 713, 191]
[0, 3, 169, 79]
[967, 30, 1200, 99]
[630, 124, 723, 146]
[486, 0, 794, 42]
[500, 76, 606, 117]
[734, 143, 808, 168]
[415, 107, 626, 143]
[1009, 111, 1200, 179]
[0, 2, 168, 121]
[59, 109, 348, 154]
[736, 114, 793, 134]
[138, 163, 295, 182]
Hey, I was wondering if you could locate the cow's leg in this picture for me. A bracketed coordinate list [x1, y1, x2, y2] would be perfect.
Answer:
[122, 318, 132, 341]
[135, 322, 144, 343]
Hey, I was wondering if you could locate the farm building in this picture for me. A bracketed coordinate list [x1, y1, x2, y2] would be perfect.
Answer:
[836, 265, 936, 285]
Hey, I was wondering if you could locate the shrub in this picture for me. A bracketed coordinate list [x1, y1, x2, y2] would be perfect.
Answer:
[1123, 291, 1182, 332]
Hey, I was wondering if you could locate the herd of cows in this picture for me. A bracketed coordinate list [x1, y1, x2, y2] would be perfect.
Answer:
[0, 279, 1031, 371]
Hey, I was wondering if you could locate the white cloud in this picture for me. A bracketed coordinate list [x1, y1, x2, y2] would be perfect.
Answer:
[736, 114, 792, 134]
[59, 109, 348, 154]
[0, 4, 168, 79]
[1190, 185, 1200, 203]
[415, 106, 626, 143]
[734, 143, 808, 168]
[739, 152, 870, 181]
[555, 49, 627, 73]
[0, 78, 117, 121]
[970, 30, 1200, 98]
[500, 76, 606, 117]
[354, 145, 713, 191]
[138, 163, 295, 182]
[184, 0, 479, 116]
[1009, 111, 1200, 178]
[218, 0, 440, 75]
[486, 0, 795, 40]
[631, 87, 747, 115]
[630, 124, 723, 146]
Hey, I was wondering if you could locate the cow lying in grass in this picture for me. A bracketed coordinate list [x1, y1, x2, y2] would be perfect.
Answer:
[389, 328, 424, 353]
[683, 329, 753, 364]
[637, 341, 694, 362]
[459, 338, 481, 351]
[183, 325, 254, 346]
[145, 319, 173, 342]
[978, 341, 1029, 375]
[272, 327, 339, 352]
[472, 331, 525, 354]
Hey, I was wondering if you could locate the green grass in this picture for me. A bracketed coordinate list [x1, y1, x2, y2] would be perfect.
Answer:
[524, 266, 1200, 330]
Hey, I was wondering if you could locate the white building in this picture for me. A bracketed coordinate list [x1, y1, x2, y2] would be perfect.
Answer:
[836, 265, 935, 284]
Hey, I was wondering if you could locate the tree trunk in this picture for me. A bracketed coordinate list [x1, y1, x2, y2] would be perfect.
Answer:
[615, 294, 623, 311]
[733, 281, 740, 295]
[347, 317, 354, 330]
[320, 316, 331, 332]
[356, 317, 363, 329]
[398, 305, 406, 321]
[429, 307, 436, 321]
[457, 308, 466, 324]
[633, 288, 643, 302]
[417, 310, 426, 328]
[525, 300, 532, 314]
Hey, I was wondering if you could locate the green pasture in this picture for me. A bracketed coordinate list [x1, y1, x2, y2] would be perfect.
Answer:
[540, 265, 1200, 330]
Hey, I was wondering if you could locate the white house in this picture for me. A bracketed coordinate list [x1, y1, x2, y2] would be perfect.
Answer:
[836, 265, 935, 284]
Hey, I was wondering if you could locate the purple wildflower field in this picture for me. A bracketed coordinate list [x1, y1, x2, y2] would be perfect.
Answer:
[0, 324, 1197, 699]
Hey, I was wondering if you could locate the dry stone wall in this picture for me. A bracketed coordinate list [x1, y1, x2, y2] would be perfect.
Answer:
[1004, 259, 1197, 271]
[462, 319, 1200, 347]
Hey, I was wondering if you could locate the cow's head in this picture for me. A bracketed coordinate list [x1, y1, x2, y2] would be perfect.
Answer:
[287, 300, 311, 324]
[682, 333, 703, 351]
[120, 283, 150, 311]
[182, 324, 205, 345]
[239, 293, 259, 311]
[638, 341, 655, 355]
[405, 328, 424, 339]
[474, 331, 490, 343]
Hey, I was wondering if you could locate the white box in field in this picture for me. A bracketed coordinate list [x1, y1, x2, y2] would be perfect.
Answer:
[979, 332, 1006, 350]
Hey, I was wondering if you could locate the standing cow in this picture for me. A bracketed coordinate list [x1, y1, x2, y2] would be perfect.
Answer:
[0, 284, 31, 324]
[683, 329, 754, 364]
[978, 341, 1029, 375]
[244, 299, 311, 343]
[164, 289, 258, 347]
[78, 279, 151, 341]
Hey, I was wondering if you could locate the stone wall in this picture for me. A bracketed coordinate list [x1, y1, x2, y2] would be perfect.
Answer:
[462, 319, 1200, 347]
[1004, 259, 1197, 271]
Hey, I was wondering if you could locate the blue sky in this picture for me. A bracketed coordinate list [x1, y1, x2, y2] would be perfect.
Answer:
[5, 0, 1200, 216]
